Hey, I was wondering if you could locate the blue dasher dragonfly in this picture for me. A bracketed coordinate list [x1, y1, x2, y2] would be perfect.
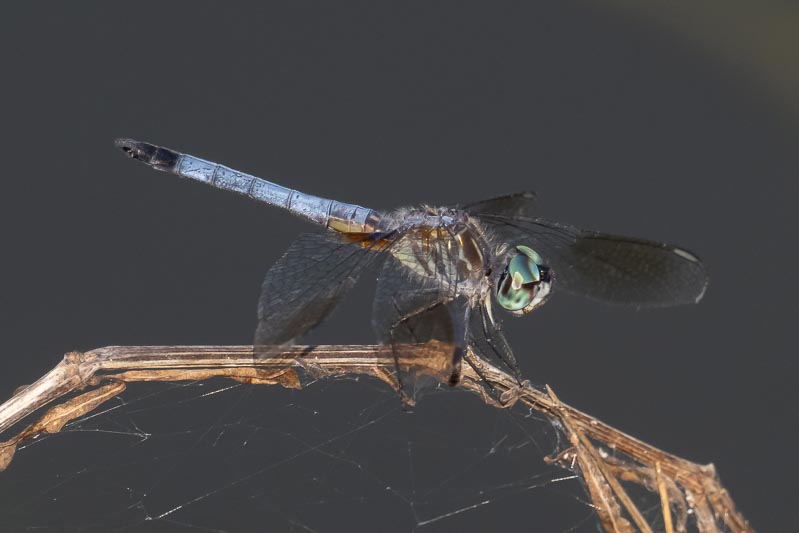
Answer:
[116, 139, 707, 389]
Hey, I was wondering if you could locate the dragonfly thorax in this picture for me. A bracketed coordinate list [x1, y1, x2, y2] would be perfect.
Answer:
[382, 208, 491, 296]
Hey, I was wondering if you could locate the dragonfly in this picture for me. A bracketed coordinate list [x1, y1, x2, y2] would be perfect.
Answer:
[116, 139, 708, 390]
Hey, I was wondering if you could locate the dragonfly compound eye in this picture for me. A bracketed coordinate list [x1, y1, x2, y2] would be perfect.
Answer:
[496, 245, 552, 315]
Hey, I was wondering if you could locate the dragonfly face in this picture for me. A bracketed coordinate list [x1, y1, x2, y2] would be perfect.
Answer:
[495, 245, 552, 316]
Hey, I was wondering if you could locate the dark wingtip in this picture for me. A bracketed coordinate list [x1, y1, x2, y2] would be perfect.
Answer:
[114, 138, 180, 171]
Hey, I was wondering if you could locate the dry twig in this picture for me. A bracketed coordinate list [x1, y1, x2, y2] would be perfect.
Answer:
[0, 342, 754, 533]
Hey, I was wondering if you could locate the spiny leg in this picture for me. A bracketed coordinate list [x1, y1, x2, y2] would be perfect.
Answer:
[454, 305, 526, 407]
[478, 304, 522, 381]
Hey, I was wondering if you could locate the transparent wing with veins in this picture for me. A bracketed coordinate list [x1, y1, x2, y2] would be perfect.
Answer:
[254, 231, 385, 348]
[464, 193, 708, 307]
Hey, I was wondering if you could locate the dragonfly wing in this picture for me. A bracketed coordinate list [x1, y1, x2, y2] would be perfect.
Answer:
[472, 212, 708, 307]
[371, 230, 463, 344]
[458, 191, 538, 218]
[466, 301, 521, 376]
[255, 231, 381, 346]
[370, 230, 473, 395]
[372, 257, 457, 345]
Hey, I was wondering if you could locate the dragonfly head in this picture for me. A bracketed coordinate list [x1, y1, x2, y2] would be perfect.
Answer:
[495, 245, 551, 316]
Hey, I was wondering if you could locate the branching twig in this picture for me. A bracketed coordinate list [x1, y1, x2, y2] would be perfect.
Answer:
[0, 342, 754, 533]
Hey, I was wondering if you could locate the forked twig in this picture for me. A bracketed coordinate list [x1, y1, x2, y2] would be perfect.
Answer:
[0, 342, 754, 533]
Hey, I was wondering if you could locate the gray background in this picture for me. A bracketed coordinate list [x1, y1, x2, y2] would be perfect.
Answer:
[0, 2, 796, 532]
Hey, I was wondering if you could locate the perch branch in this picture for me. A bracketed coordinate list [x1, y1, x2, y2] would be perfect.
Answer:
[0, 342, 754, 533]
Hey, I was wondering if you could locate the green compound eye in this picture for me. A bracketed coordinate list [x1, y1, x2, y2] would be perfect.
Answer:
[496, 245, 552, 315]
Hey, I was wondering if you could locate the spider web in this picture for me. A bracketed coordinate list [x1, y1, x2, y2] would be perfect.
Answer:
[0, 373, 610, 533]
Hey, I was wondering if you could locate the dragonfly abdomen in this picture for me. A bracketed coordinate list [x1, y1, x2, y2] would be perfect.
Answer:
[115, 139, 380, 234]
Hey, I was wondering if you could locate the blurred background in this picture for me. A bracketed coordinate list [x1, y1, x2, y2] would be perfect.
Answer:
[0, 1, 796, 531]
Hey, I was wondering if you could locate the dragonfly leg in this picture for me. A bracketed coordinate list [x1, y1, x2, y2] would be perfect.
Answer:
[477, 305, 523, 381]
[460, 351, 503, 403]
[450, 304, 525, 406]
